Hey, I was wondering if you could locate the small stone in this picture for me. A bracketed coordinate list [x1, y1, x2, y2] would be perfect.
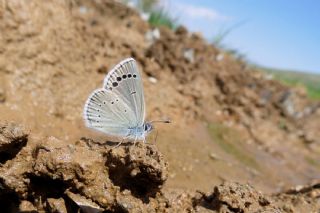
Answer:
[66, 191, 103, 213]
[294, 185, 304, 191]
[140, 12, 150, 21]
[148, 76, 158, 84]
[310, 189, 320, 198]
[19, 200, 37, 212]
[47, 198, 68, 213]
[216, 53, 224, 61]
[130, 168, 140, 177]
[183, 48, 194, 63]
[209, 153, 219, 160]
[79, 6, 88, 14]
[145, 28, 161, 44]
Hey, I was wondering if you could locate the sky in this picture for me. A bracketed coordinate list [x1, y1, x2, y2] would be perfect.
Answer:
[162, 0, 320, 73]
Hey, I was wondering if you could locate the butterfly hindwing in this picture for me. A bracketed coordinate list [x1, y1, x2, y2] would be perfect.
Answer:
[83, 88, 136, 137]
[103, 58, 145, 127]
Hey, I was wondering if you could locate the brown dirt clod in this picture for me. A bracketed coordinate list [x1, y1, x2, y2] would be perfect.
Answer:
[106, 142, 168, 198]
[0, 122, 28, 163]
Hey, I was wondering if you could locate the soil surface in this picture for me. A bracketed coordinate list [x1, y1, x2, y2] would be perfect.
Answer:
[0, 0, 319, 212]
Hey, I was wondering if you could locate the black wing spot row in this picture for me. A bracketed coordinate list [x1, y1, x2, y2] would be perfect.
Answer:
[110, 72, 136, 87]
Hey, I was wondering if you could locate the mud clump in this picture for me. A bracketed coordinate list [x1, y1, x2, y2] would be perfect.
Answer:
[106, 142, 168, 198]
[193, 182, 320, 212]
[273, 181, 320, 212]
[0, 122, 28, 164]
[0, 123, 170, 211]
[0, 122, 319, 212]
[197, 182, 279, 212]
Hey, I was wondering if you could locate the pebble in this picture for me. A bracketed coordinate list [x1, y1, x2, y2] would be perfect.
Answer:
[209, 153, 220, 160]
[148, 76, 158, 84]
[216, 53, 224, 61]
[183, 48, 194, 63]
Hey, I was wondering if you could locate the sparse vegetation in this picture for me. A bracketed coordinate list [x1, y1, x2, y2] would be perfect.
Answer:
[136, 0, 159, 12]
[212, 21, 247, 61]
[148, 8, 177, 29]
[278, 119, 287, 130]
[129, 0, 177, 29]
[305, 156, 320, 169]
[208, 123, 259, 169]
[261, 67, 320, 100]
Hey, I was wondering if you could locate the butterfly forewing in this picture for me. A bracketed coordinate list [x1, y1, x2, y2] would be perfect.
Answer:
[103, 58, 145, 127]
[83, 88, 136, 137]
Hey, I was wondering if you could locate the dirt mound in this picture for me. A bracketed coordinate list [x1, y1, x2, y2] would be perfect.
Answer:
[0, 122, 169, 211]
[0, 0, 319, 212]
[1, 123, 319, 212]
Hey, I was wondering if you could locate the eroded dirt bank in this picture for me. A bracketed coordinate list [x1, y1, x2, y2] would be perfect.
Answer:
[0, 0, 319, 212]
[1, 122, 319, 212]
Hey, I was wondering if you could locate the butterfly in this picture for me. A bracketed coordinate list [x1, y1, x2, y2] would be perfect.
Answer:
[83, 58, 169, 145]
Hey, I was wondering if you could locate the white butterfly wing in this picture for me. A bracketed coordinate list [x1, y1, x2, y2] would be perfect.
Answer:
[83, 88, 137, 137]
[103, 58, 145, 127]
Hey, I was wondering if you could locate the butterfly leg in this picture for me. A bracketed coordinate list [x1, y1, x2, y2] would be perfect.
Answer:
[113, 134, 130, 148]
[133, 134, 138, 146]
[113, 139, 124, 148]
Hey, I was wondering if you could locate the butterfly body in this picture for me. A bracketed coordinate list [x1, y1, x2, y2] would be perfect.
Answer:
[83, 58, 152, 143]
[127, 122, 153, 141]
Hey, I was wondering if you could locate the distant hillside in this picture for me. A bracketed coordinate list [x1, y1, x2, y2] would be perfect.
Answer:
[260, 67, 320, 100]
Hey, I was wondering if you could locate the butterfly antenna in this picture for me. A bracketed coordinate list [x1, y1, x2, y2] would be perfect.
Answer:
[150, 119, 171, 124]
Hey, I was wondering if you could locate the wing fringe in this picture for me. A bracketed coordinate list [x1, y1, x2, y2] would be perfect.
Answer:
[83, 88, 107, 128]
